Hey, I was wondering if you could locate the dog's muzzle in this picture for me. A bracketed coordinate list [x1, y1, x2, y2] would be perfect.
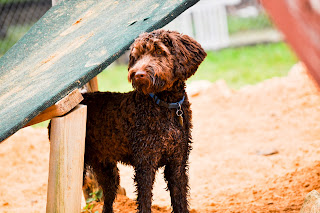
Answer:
[134, 70, 147, 81]
[129, 70, 151, 94]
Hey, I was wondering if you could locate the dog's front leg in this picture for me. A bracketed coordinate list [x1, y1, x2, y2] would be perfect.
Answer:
[134, 163, 157, 213]
[164, 160, 189, 213]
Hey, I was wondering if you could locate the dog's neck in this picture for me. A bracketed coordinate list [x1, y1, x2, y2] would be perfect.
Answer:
[153, 80, 186, 103]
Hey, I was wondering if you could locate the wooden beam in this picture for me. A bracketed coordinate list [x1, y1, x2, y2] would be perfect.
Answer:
[24, 89, 83, 127]
[86, 76, 99, 93]
[81, 76, 99, 93]
[46, 104, 87, 213]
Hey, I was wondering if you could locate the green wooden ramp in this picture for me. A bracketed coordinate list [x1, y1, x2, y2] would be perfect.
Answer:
[0, 0, 199, 142]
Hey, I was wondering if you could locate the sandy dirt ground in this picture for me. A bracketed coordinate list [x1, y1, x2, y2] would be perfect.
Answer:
[1, 63, 320, 212]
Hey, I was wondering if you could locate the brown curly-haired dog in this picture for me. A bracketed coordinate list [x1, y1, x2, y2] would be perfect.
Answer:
[81, 29, 206, 213]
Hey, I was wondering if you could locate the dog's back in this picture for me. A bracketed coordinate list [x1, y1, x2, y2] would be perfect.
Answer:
[82, 91, 133, 164]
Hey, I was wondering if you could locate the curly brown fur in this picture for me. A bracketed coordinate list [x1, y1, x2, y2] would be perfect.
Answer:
[80, 29, 206, 213]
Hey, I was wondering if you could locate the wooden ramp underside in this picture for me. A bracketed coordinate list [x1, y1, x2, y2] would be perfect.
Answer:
[0, 0, 199, 142]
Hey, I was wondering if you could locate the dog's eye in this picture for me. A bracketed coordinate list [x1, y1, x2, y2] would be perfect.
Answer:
[156, 50, 163, 55]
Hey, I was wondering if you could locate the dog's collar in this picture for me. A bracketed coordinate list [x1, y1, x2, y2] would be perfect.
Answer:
[149, 93, 185, 126]
[149, 93, 185, 109]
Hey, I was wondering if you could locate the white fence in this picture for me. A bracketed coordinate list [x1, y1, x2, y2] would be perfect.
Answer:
[165, 0, 240, 50]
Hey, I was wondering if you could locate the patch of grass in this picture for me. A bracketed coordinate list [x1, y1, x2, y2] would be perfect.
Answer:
[228, 13, 273, 35]
[82, 189, 103, 213]
[97, 42, 298, 92]
[32, 120, 49, 128]
[190, 42, 298, 89]
[97, 64, 132, 93]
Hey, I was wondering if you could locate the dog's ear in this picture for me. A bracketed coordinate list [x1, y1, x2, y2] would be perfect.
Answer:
[128, 45, 136, 69]
[168, 32, 207, 80]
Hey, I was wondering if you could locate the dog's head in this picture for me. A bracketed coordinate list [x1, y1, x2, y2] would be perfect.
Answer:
[128, 29, 206, 94]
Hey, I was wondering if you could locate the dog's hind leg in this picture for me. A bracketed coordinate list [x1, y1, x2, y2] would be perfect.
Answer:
[134, 163, 157, 213]
[82, 165, 100, 201]
[92, 161, 119, 213]
[164, 161, 189, 213]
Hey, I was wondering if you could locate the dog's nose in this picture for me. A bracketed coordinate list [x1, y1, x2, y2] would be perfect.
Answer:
[135, 70, 146, 80]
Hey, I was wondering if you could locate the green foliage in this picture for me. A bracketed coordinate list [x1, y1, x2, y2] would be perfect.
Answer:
[88, 189, 103, 203]
[228, 13, 273, 35]
[82, 189, 103, 213]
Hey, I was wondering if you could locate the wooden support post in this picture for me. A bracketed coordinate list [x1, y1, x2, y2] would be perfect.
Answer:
[46, 105, 87, 213]
[81, 76, 99, 93]
[87, 76, 99, 93]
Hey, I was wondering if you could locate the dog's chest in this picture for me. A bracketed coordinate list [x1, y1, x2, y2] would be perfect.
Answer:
[129, 107, 185, 146]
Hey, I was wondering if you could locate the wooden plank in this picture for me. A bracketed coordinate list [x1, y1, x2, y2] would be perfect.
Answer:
[24, 89, 83, 127]
[46, 104, 87, 213]
[87, 77, 99, 92]
[82, 76, 99, 93]
[261, 0, 320, 86]
[0, 0, 200, 142]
